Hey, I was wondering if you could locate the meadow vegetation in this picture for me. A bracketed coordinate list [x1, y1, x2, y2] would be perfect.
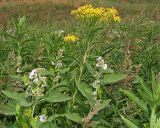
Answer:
[0, 0, 160, 128]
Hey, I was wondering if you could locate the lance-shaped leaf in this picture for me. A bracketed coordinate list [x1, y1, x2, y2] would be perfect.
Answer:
[75, 81, 93, 101]
[103, 73, 127, 84]
[120, 115, 139, 128]
[65, 113, 82, 123]
[45, 91, 72, 103]
[120, 88, 148, 114]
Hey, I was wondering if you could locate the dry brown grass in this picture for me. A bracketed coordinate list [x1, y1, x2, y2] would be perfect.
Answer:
[0, 0, 90, 27]
[0, 0, 89, 7]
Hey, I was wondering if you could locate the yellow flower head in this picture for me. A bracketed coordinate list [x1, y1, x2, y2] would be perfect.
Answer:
[64, 34, 79, 43]
[71, 4, 121, 22]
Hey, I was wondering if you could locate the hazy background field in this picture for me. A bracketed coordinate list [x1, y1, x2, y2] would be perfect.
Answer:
[0, 0, 159, 29]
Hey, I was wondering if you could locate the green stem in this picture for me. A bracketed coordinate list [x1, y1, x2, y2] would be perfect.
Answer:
[78, 44, 90, 82]
[31, 98, 39, 117]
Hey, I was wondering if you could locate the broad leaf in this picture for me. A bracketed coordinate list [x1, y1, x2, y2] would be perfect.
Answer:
[0, 101, 16, 115]
[2, 90, 32, 107]
[2, 90, 25, 101]
[30, 117, 38, 128]
[19, 98, 33, 107]
[103, 73, 127, 84]
[45, 91, 72, 103]
[65, 113, 82, 123]
[75, 81, 93, 100]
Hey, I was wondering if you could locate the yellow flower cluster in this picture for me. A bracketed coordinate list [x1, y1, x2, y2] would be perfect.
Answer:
[71, 4, 121, 22]
[64, 34, 79, 43]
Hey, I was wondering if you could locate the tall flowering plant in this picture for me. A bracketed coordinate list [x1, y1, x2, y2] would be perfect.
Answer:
[1, 4, 126, 128]
[61, 4, 126, 127]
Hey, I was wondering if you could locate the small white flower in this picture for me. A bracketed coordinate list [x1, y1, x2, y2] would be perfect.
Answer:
[29, 69, 37, 80]
[57, 49, 64, 57]
[33, 78, 39, 83]
[54, 30, 65, 37]
[55, 30, 64, 34]
[29, 68, 46, 80]
[39, 114, 47, 122]
[96, 56, 108, 70]
[96, 56, 105, 67]
[96, 63, 100, 67]
[57, 30, 64, 34]
[40, 76, 47, 82]
[16, 68, 22, 73]
[7, 29, 12, 33]
[96, 56, 103, 62]
[93, 91, 97, 96]
[41, 83, 47, 88]
[55, 61, 63, 69]
[40, 76, 47, 87]
[28, 68, 47, 97]
[92, 80, 101, 88]
[92, 82, 97, 88]
[102, 64, 108, 70]
[54, 75, 61, 82]
[51, 61, 55, 66]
